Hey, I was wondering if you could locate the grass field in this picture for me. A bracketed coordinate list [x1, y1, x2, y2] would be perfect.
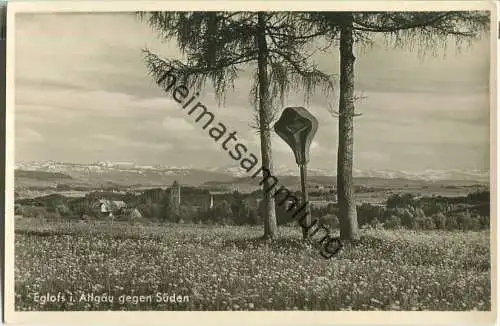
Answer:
[14, 219, 491, 311]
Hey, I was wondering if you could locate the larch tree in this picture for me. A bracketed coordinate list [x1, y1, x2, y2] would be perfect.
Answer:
[308, 11, 490, 241]
[139, 12, 334, 240]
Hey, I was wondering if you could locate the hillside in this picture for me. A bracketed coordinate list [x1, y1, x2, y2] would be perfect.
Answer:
[204, 175, 489, 193]
[15, 170, 73, 180]
[14, 161, 489, 198]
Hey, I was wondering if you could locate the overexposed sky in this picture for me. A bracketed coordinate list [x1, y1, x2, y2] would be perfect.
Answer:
[15, 12, 491, 172]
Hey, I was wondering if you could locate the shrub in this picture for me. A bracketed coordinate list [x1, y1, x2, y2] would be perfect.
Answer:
[418, 216, 436, 230]
[432, 212, 447, 229]
[357, 204, 386, 227]
[400, 208, 416, 229]
[370, 218, 383, 230]
[275, 201, 295, 226]
[213, 200, 233, 225]
[470, 217, 483, 231]
[479, 215, 490, 229]
[136, 203, 154, 219]
[413, 207, 426, 218]
[178, 205, 199, 224]
[475, 203, 490, 218]
[384, 215, 402, 229]
[55, 204, 71, 217]
[456, 211, 473, 230]
[326, 203, 337, 215]
[46, 212, 62, 220]
[445, 215, 459, 230]
[151, 203, 166, 221]
[467, 190, 489, 204]
[231, 200, 252, 225]
[247, 209, 261, 226]
[80, 214, 92, 221]
[387, 193, 417, 209]
[14, 204, 23, 216]
[319, 214, 339, 228]
[18, 205, 48, 219]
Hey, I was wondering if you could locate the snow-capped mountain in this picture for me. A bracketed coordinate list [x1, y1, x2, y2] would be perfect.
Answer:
[351, 168, 489, 182]
[207, 164, 489, 182]
[15, 160, 489, 183]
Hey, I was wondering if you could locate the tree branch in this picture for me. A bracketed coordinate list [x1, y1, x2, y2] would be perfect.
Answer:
[144, 48, 258, 77]
[352, 12, 450, 33]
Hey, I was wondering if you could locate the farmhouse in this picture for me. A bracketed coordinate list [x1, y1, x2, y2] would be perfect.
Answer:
[93, 199, 127, 217]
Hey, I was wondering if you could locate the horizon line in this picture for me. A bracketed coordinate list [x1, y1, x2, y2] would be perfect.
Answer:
[13, 159, 491, 175]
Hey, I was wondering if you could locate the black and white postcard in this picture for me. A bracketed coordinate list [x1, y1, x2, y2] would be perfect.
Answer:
[3, 1, 498, 325]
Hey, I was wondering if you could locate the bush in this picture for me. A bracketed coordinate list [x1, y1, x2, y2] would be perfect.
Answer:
[400, 208, 416, 229]
[387, 193, 417, 209]
[231, 200, 253, 225]
[446, 215, 459, 230]
[370, 218, 383, 229]
[432, 212, 447, 229]
[479, 215, 490, 229]
[213, 200, 233, 225]
[178, 205, 199, 224]
[357, 204, 386, 227]
[413, 207, 426, 218]
[456, 212, 473, 230]
[55, 204, 71, 217]
[326, 203, 337, 215]
[275, 201, 295, 226]
[18, 205, 48, 219]
[384, 215, 402, 229]
[14, 204, 23, 216]
[470, 217, 483, 231]
[151, 203, 166, 221]
[136, 203, 154, 219]
[467, 190, 489, 204]
[319, 214, 339, 228]
[247, 209, 261, 226]
[417, 216, 436, 230]
[46, 212, 62, 220]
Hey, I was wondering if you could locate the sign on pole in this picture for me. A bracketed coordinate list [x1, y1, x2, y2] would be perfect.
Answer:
[274, 107, 319, 239]
[274, 107, 319, 166]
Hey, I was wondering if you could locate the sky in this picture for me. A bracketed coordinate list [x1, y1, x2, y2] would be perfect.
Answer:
[15, 12, 491, 173]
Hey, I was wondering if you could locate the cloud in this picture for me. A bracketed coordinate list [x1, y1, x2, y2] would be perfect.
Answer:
[358, 151, 386, 163]
[162, 116, 195, 131]
[17, 128, 44, 143]
[88, 133, 173, 151]
[14, 13, 491, 172]
[247, 133, 292, 154]
[310, 140, 336, 156]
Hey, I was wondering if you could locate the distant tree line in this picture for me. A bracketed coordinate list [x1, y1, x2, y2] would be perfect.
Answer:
[14, 189, 490, 231]
[358, 191, 490, 231]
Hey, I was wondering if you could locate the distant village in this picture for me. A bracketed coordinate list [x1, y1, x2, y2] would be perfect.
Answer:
[14, 176, 491, 231]
[14, 180, 339, 226]
[90, 180, 338, 221]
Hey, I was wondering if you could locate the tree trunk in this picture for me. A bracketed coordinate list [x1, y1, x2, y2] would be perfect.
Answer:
[337, 13, 360, 241]
[257, 12, 278, 239]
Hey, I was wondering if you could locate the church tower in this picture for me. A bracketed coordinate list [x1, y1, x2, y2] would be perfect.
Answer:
[170, 180, 181, 206]
[167, 180, 181, 221]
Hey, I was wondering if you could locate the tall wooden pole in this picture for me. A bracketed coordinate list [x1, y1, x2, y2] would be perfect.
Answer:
[299, 164, 311, 240]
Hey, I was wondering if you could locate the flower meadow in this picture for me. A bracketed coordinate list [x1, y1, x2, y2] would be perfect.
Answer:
[14, 219, 491, 311]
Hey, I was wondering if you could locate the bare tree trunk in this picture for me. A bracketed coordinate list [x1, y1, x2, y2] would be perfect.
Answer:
[257, 12, 278, 239]
[337, 13, 360, 241]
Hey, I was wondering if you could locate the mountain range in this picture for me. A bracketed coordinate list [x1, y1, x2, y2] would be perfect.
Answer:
[208, 164, 489, 183]
[14, 160, 489, 188]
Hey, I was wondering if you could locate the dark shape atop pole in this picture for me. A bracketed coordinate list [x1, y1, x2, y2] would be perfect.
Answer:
[274, 107, 319, 165]
[274, 107, 319, 240]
